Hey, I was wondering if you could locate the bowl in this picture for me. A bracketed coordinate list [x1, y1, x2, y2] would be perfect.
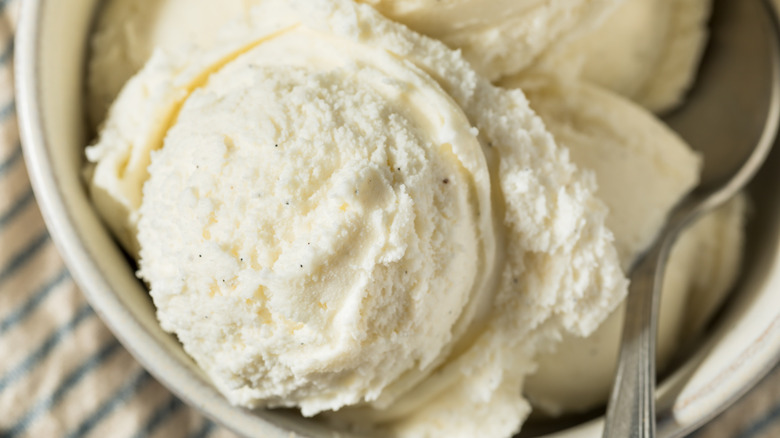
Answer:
[14, 0, 780, 436]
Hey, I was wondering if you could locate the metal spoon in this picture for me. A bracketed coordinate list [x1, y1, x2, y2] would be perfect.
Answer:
[602, 0, 780, 437]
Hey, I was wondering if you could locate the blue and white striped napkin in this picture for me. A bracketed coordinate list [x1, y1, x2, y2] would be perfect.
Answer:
[0, 0, 779, 437]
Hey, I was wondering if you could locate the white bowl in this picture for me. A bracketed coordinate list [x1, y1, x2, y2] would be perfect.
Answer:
[15, 0, 780, 436]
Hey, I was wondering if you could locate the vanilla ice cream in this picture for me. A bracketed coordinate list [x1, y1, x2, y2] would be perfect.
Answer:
[354, 0, 711, 113]
[139, 53, 496, 415]
[86, 0, 623, 125]
[88, 0, 711, 115]
[356, 0, 622, 81]
[509, 76, 702, 265]
[86, 1, 626, 436]
[529, 0, 712, 112]
[84, 0, 748, 435]
[503, 76, 744, 414]
[87, 0, 257, 127]
[526, 196, 745, 415]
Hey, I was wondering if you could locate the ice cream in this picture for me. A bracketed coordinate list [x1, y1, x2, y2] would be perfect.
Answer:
[87, 0, 257, 128]
[507, 76, 702, 266]
[355, 0, 622, 81]
[529, 0, 712, 113]
[87, 0, 710, 115]
[139, 47, 497, 415]
[523, 195, 745, 415]
[502, 76, 744, 414]
[84, 0, 747, 435]
[86, 0, 624, 126]
[359, 0, 712, 112]
[86, 0, 627, 436]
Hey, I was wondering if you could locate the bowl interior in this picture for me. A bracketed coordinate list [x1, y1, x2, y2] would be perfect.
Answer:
[15, 0, 780, 437]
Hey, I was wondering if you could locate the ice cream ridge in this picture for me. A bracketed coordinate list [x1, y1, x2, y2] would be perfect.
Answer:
[85, 0, 744, 437]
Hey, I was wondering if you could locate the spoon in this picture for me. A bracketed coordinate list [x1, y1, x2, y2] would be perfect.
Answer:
[602, 0, 780, 437]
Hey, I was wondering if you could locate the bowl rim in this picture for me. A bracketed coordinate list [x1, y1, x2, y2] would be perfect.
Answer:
[13, 0, 780, 437]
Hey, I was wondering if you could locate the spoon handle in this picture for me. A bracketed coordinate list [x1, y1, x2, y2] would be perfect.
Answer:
[602, 234, 673, 438]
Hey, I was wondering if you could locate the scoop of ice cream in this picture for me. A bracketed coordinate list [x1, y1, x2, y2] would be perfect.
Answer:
[503, 76, 743, 415]
[87, 0, 256, 127]
[508, 76, 701, 267]
[528, 0, 712, 112]
[358, 0, 622, 81]
[87, 0, 707, 121]
[87, 0, 622, 125]
[99, 4, 498, 415]
[140, 62, 495, 414]
[87, 0, 626, 436]
[525, 196, 745, 415]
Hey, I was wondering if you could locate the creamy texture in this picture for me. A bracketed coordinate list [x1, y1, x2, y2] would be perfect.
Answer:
[141, 55, 494, 415]
[357, 0, 622, 81]
[86, 0, 621, 116]
[509, 76, 701, 266]
[511, 77, 743, 414]
[88, 0, 710, 116]
[86, 0, 626, 436]
[526, 196, 745, 415]
[529, 0, 712, 112]
[87, 0, 257, 127]
[84, 0, 747, 433]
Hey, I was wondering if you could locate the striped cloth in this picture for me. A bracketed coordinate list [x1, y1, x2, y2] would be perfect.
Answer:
[0, 0, 778, 437]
